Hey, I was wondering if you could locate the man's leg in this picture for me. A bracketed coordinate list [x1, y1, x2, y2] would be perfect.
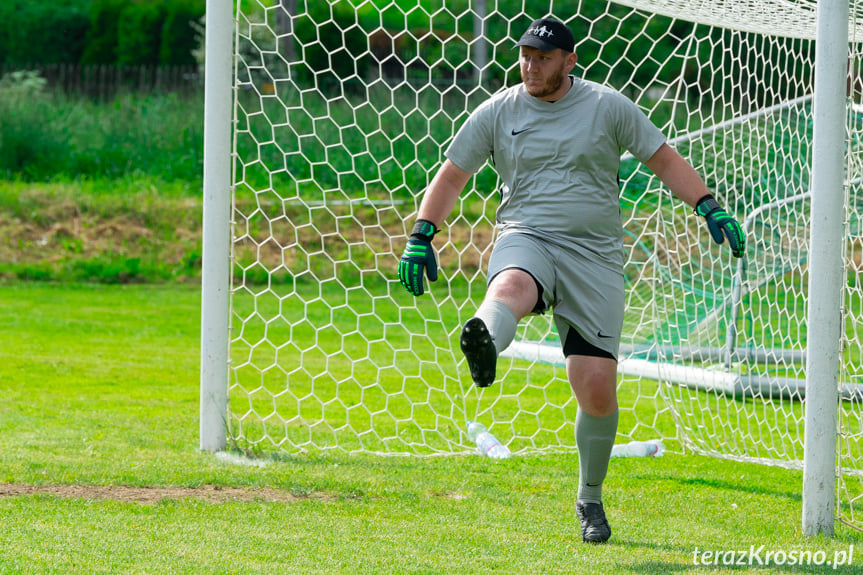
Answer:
[461, 269, 537, 387]
[567, 349, 618, 543]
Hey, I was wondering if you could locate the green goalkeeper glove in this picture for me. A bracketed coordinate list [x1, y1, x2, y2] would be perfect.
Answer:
[695, 194, 745, 258]
[399, 220, 439, 296]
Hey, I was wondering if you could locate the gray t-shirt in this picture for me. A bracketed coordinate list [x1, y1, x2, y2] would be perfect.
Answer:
[445, 76, 666, 268]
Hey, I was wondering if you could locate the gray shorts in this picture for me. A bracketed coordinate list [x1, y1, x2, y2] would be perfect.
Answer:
[487, 231, 625, 359]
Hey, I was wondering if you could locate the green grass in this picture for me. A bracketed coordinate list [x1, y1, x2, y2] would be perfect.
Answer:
[0, 87, 204, 182]
[1, 282, 861, 574]
[227, 276, 680, 457]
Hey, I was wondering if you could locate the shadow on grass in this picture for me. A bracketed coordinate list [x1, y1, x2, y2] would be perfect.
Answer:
[671, 475, 801, 502]
[627, 469, 803, 503]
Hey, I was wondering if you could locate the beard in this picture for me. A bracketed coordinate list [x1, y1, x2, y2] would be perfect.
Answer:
[522, 63, 568, 99]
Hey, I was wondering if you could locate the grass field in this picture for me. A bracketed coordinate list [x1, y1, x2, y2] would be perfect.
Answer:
[0, 281, 861, 574]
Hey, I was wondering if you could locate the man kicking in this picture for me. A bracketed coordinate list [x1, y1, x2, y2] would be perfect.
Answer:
[398, 17, 744, 543]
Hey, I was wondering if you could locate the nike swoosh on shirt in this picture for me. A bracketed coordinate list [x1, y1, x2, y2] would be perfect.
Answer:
[597, 331, 614, 339]
[511, 128, 532, 135]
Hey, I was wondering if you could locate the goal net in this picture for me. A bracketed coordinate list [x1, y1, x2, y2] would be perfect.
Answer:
[225, 0, 863, 525]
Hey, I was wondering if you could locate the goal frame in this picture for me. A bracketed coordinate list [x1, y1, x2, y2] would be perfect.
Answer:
[198, 0, 852, 538]
[801, 0, 847, 537]
[200, 0, 233, 453]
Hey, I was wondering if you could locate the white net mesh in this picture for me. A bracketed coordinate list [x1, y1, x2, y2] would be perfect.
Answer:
[227, 0, 863, 529]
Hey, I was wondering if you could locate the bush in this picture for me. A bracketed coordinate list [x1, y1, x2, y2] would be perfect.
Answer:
[117, 0, 168, 66]
[81, 0, 126, 65]
[0, 71, 204, 182]
[82, 0, 203, 68]
[160, 0, 205, 66]
[0, 71, 67, 179]
[0, 0, 91, 65]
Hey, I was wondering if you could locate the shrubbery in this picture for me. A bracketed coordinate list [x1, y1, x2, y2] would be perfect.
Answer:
[3, 0, 204, 67]
[0, 72, 203, 182]
[161, 0, 207, 66]
[0, 1, 91, 65]
[2, 0, 679, 90]
[117, 0, 169, 66]
[79, 0, 125, 65]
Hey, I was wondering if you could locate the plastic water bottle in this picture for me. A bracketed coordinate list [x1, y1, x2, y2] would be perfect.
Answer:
[611, 439, 665, 458]
[466, 421, 511, 459]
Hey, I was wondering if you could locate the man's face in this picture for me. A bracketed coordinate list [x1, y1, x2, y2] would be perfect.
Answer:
[519, 46, 576, 101]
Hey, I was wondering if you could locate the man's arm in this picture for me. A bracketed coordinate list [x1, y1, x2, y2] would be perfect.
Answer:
[398, 159, 474, 296]
[643, 143, 707, 207]
[644, 143, 745, 258]
[416, 159, 474, 227]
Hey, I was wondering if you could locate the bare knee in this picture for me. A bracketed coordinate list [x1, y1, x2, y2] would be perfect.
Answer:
[566, 355, 618, 416]
[486, 269, 538, 319]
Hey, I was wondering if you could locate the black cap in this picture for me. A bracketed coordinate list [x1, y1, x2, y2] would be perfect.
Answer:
[515, 18, 575, 53]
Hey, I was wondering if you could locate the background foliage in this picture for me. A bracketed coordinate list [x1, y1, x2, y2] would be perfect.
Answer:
[0, 76, 203, 181]
[0, 1, 91, 65]
[2, 0, 791, 95]
[0, 0, 815, 286]
[0, 0, 205, 67]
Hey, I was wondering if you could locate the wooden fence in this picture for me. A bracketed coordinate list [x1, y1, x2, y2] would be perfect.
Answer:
[0, 64, 202, 99]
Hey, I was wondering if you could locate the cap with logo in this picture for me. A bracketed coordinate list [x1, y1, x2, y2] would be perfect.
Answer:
[515, 18, 575, 53]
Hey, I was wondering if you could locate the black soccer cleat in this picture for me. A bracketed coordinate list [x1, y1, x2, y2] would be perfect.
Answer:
[576, 500, 612, 544]
[460, 317, 497, 388]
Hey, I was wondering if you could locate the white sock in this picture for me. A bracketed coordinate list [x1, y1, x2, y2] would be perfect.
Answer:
[474, 299, 518, 355]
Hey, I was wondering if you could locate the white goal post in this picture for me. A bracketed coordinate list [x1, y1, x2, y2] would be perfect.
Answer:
[200, 0, 863, 536]
[803, 0, 848, 538]
[200, 0, 233, 454]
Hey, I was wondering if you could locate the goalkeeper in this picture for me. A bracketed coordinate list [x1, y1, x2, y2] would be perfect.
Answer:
[398, 17, 744, 544]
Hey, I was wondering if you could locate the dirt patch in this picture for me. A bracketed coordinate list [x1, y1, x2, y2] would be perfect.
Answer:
[0, 183, 497, 282]
[0, 185, 204, 282]
[0, 483, 323, 504]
